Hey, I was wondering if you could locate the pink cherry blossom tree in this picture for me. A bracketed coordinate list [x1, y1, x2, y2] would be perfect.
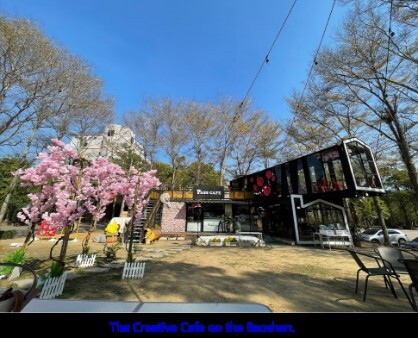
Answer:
[16, 138, 161, 268]
[80, 157, 128, 253]
[124, 168, 160, 262]
[16, 139, 82, 256]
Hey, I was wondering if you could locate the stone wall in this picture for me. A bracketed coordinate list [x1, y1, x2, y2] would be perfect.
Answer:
[161, 202, 186, 233]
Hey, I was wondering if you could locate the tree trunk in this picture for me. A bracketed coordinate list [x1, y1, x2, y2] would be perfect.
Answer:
[391, 110, 418, 198]
[127, 180, 140, 263]
[372, 196, 390, 246]
[196, 153, 202, 186]
[399, 199, 410, 229]
[171, 165, 177, 189]
[343, 198, 354, 226]
[218, 156, 225, 186]
[82, 212, 98, 253]
[58, 222, 73, 263]
[22, 222, 36, 250]
[0, 176, 17, 222]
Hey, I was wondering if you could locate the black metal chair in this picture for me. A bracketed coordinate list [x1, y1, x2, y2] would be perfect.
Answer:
[374, 247, 417, 308]
[403, 259, 418, 312]
[375, 247, 417, 275]
[346, 249, 403, 302]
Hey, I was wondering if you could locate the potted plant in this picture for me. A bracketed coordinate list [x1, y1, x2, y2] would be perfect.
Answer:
[209, 237, 223, 247]
[224, 236, 238, 247]
[104, 243, 120, 259]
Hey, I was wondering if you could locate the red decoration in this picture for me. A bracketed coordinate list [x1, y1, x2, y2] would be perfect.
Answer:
[257, 177, 264, 187]
[265, 171, 272, 179]
[262, 186, 271, 196]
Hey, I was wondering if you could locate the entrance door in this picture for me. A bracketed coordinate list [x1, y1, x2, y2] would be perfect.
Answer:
[186, 204, 203, 232]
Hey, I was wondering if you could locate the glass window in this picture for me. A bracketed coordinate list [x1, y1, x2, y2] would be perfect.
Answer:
[285, 163, 293, 194]
[331, 159, 346, 190]
[362, 228, 380, 235]
[346, 141, 382, 189]
[274, 166, 282, 196]
[307, 153, 326, 193]
[321, 147, 346, 192]
[299, 202, 345, 239]
[247, 169, 279, 197]
[297, 159, 307, 194]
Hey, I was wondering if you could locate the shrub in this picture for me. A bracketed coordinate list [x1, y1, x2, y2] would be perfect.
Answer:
[50, 261, 64, 277]
[224, 237, 237, 242]
[0, 249, 30, 275]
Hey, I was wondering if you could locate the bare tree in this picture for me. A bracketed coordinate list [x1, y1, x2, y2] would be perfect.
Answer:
[122, 97, 162, 168]
[0, 17, 61, 146]
[229, 111, 282, 176]
[158, 98, 189, 189]
[256, 116, 282, 168]
[0, 17, 113, 221]
[211, 98, 248, 185]
[289, 2, 418, 197]
[183, 101, 217, 185]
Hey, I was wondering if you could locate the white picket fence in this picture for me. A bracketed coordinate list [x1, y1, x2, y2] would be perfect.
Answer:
[75, 254, 96, 268]
[39, 272, 67, 299]
[8, 266, 22, 281]
[122, 262, 145, 279]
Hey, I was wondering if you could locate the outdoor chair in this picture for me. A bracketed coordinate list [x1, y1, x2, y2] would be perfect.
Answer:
[375, 247, 417, 275]
[375, 247, 416, 309]
[403, 259, 418, 312]
[346, 249, 403, 302]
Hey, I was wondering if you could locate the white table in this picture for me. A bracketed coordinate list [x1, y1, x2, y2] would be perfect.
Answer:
[22, 299, 271, 312]
[313, 232, 352, 250]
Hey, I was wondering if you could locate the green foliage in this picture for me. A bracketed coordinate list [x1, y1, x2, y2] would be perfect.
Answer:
[183, 162, 220, 186]
[112, 148, 149, 173]
[351, 197, 389, 228]
[0, 156, 32, 223]
[209, 237, 221, 242]
[50, 261, 64, 278]
[0, 249, 30, 275]
[380, 167, 413, 191]
[82, 246, 90, 255]
[154, 161, 221, 188]
[224, 236, 237, 242]
[382, 190, 418, 228]
[104, 243, 120, 258]
[154, 161, 173, 187]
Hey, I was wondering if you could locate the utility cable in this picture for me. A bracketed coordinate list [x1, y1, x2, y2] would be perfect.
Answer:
[288, 0, 336, 134]
[240, 0, 298, 108]
[295, 0, 336, 113]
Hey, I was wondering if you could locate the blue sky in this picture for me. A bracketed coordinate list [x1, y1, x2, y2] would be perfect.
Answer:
[0, 0, 346, 124]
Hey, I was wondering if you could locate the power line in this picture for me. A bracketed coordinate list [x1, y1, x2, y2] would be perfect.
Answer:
[240, 0, 298, 108]
[294, 0, 336, 114]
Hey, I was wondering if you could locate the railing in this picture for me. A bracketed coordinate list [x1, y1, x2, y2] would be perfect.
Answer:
[144, 198, 161, 229]
[149, 189, 254, 201]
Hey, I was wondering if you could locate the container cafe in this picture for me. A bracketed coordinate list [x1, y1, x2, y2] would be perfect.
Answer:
[150, 138, 384, 246]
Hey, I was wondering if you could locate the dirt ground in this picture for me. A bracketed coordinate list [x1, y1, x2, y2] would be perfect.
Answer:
[0, 229, 415, 312]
